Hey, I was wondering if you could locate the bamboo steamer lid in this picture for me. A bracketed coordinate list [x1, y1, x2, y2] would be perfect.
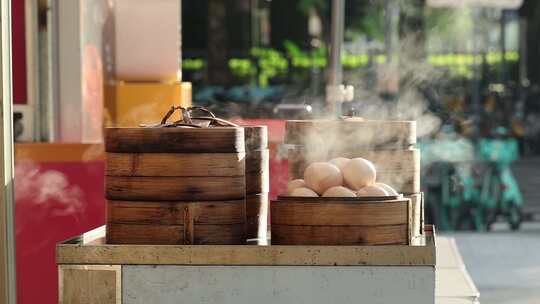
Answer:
[105, 105, 245, 153]
[285, 119, 416, 148]
[105, 127, 245, 153]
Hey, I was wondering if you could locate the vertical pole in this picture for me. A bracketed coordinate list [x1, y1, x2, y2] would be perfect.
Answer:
[25, 0, 41, 140]
[179, 0, 183, 82]
[0, 0, 17, 302]
[55, 0, 83, 142]
[250, 0, 259, 86]
[328, 0, 344, 86]
[207, 0, 228, 85]
[326, 0, 344, 116]
[250, 0, 258, 48]
[500, 10, 507, 85]
[519, 17, 527, 87]
[48, 0, 59, 141]
[384, 0, 393, 64]
[517, 16, 528, 128]
[471, 8, 481, 136]
[384, 0, 401, 64]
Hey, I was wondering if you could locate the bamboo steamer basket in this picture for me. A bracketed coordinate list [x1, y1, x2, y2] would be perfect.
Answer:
[285, 119, 419, 193]
[105, 128, 246, 202]
[271, 196, 418, 245]
[275, 118, 424, 246]
[243, 126, 269, 242]
[105, 106, 247, 245]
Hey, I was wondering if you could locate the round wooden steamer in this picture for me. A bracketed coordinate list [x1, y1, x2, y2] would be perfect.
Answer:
[105, 176, 245, 201]
[404, 192, 424, 238]
[106, 199, 246, 245]
[243, 125, 269, 243]
[244, 126, 269, 194]
[106, 153, 246, 177]
[105, 126, 248, 245]
[271, 196, 411, 246]
[246, 193, 268, 240]
[105, 127, 245, 153]
[245, 149, 270, 193]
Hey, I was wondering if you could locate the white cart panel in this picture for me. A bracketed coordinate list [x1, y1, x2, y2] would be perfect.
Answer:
[123, 265, 435, 304]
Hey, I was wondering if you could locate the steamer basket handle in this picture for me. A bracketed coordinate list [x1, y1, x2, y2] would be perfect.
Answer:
[144, 106, 238, 128]
[145, 106, 199, 128]
[192, 116, 239, 127]
[188, 106, 216, 118]
[160, 106, 198, 125]
[187, 106, 239, 127]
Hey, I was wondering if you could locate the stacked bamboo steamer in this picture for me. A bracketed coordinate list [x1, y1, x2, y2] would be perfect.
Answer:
[105, 127, 247, 245]
[277, 118, 424, 244]
[243, 126, 269, 243]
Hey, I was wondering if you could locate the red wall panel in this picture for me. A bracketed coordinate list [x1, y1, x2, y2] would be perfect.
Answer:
[14, 144, 107, 304]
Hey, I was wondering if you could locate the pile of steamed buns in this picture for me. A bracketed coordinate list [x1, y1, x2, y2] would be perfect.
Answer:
[286, 157, 399, 197]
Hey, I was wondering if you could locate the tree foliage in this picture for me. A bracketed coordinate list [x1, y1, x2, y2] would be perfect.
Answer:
[296, 0, 386, 41]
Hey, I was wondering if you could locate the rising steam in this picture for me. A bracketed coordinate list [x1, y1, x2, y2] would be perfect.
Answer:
[15, 162, 86, 218]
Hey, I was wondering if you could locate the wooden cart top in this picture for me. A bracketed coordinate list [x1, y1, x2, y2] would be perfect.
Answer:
[56, 225, 436, 266]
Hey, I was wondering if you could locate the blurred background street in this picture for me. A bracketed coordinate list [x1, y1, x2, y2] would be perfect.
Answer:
[448, 224, 540, 304]
[514, 157, 540, 220]
[9, 0, 540, 303]
[443, 156, 540, 304]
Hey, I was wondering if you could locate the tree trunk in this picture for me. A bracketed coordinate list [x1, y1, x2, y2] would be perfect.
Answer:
[207, 0, 229, 85]
[398, 0, 426, 93]
[520, 0, 540, 86]
[399, 0, 426, 63]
